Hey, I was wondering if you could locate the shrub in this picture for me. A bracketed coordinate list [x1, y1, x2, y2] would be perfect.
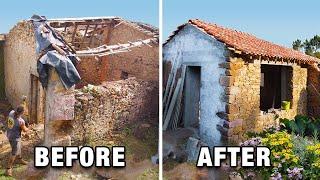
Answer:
[304, 143, 320, 178]
[280, 115, 320, 138]
[239, 116, 320, 179]
[262, 132, 300, 177]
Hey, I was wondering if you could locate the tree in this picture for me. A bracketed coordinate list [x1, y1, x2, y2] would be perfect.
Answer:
[292, 39, 303, 50]
[292, 35, 320, 58]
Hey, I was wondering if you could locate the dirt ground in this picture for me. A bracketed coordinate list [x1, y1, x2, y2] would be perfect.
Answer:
[0, 98, 159, 180]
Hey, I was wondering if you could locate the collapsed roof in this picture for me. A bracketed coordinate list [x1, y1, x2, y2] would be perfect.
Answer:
[30, 15, 159, 89]
[165, 19, 319, 64]
[44, 16, 158, 57]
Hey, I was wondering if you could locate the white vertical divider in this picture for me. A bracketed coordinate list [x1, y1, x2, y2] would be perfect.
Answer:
[158, 0, 163, 179]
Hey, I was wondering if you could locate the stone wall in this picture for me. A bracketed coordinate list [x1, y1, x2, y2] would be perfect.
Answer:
[3, 21, 37, 107]
[0, 41, 5, 99]
[307, 65, 320, 117]
[219, 57, 308, 143]
[72, 78, 158, 144]
[105, 22, 159, 82]
[75, 56, 109, 88]
[75, 22, 159, 88]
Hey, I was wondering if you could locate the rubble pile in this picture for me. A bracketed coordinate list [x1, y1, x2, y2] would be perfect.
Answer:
[72, 77, 158, 144]
[23, 124, 44, 140]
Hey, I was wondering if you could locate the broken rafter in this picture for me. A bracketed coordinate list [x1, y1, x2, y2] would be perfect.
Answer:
[81, 24, 90, 44]
[64, 23, 67, 32]
[71, 24, 78, 43]
[76, 37, 157, 57]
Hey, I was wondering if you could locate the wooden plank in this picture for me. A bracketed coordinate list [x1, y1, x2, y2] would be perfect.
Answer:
[76, 37, 157, 57]
[49, 22, 112, 28]
[71, 24, 78, 43]
[81, 24, 90, 44]
[171, 65, 186, 129]
[64, 24, 67, 32]
[163, 72, 173, 111]
[163, 78, 182, 130]
[163, 71, 176, 118]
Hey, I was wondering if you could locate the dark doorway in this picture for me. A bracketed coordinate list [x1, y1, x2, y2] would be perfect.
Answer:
[0, 42, 5, 99]
[183, 66, 201, 128]
[260, 65, 292, 111]
[30, 75, 45, 124]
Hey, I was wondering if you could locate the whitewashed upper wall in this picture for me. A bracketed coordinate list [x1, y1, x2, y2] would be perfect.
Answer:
[163, 24, 229, 146]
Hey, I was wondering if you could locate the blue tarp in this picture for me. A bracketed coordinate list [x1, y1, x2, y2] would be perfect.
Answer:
[31, 15, 81, 89]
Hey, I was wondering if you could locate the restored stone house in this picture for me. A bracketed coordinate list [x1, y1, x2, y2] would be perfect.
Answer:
[1, 16, 159, 144]
[163, 19, 320, 145]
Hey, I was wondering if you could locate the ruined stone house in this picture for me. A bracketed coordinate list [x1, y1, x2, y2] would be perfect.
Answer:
[1, 16, 159, 144]
[163, 19, 320, 146]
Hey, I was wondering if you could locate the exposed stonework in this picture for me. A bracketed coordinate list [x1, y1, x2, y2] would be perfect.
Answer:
[3, 18, 159, 148]
[72, 78, 158, 144]
[164, 21, 319, 148]
[307, 65, 320, 117]
[76, 22, 158, 88]
[219, 57, 308, 143]
[75, 56, 110, 88]
[104, 22, 159, 82]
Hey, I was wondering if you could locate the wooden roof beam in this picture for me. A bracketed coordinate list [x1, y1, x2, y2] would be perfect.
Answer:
[71, 24, 78, 43]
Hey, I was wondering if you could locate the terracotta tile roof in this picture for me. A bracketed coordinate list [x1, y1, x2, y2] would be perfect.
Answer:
[167, 19, 320, 64]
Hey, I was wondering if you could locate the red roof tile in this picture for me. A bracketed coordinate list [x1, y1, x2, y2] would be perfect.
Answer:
[170, 19, 319, 64]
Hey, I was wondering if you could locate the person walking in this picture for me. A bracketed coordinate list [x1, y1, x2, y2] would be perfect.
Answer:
[5, 105, 29, 177]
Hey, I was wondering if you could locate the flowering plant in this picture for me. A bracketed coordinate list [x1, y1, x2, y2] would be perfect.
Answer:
[261, 132, 300, 178]
[304, 143, 320, 178]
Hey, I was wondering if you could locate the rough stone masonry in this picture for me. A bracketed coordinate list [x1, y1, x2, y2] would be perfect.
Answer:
[72, 78, 158, 145]
[218, 56, 308, 143]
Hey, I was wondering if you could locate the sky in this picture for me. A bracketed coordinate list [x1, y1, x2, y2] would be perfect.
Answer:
[1, 1, 320, 48]
[0, 0, 158, 33]
[164, 0, 320, 47]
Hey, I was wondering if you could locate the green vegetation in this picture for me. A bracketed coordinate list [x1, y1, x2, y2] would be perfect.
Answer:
[240, 115, 320, 179]
[280, 115, 320, 138]
[293, 35, 320, 58]
[137, 168, 159, 180]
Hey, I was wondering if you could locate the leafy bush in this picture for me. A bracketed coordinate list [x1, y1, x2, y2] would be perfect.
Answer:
[280, 115, 320, 137]
[238, 115, 320, 179]
[240, 131, 320, 179]
[292, 135, 312, 167]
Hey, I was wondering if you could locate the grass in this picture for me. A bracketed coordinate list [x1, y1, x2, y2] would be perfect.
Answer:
[137, 168, 159, 180]
[0, 164, 27, 180]
[0, 168, 14, 180]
